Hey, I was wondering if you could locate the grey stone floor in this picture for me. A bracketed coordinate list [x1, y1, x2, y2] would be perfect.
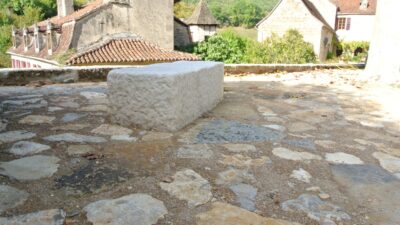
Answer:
[0, 69, 399, 225]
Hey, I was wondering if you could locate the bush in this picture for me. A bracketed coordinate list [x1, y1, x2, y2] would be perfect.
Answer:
[244, 29, 316, 64]
[193, 30, 248, 63]
[337, 41, 369, 62]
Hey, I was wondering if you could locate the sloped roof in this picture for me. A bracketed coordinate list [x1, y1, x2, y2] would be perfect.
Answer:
[66, 37, 200, 65]
[256, 0, 334, 32]
[333, 0, 377, 15]
[185, 0, 219, 25]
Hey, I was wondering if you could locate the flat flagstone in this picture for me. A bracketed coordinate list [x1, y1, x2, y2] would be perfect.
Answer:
[263, 124, 286, 132]
[229, 183, 258, 211]
[222, 143, 257, 153]
[58, 101, 80, 108]
[44, 133, 106, 143]
[61, 113, 86, 122]
[0, 130, 36, 144]
[290, 168, 312, 183]
[2, 98, 47, 109]
[48, 106, 63, 112]
[83, 194, 167, 225]
[282, 194, 351, 224]
[195, 119, 285, 144]
[80, 105, 108, 112]
[0, 120, 7, 132]
[288, 122, 316, 133]
[177, 144, 214, 159]
[196, 202, 301, 225]
[67, 145, 95, 156]
[80, 91, 107, 99]
[0, 185, 29, 214]
[315, 140, 337, 149]
[111, 134, 137, 142]
[19, 115, 55, 125]
[216, 168, 256, 186]
[160, 169, 212, 207]
[272, 147, 321, 161]
[219, 154, 269, 169]
[8, 141, 51, 156]
[372, 152, 400, 174]
[0, 155, 60, 181]
[0, 209, 66, 225]
[141, 132, 173, 142]
[283, 139, 316, 151]
[325, 152, 364, 165]
[91, 124, 132, 136]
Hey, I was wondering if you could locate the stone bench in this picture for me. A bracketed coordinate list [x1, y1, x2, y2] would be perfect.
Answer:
[107, 61, 224, 131]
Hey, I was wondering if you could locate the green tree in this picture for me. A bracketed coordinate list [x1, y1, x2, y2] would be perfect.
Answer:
[174, 2, 196, 19]
[228, 0, 263, 28]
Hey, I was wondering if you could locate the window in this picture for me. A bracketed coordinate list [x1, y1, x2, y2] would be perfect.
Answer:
[336, 18, 351, 30]
[35, 34, 40, 52]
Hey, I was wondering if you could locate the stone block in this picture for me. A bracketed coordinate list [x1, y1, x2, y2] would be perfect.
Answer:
[108, 61, 224, 131]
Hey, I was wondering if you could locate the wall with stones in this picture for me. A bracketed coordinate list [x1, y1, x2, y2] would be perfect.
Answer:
[71, 0, 174, 51]
[174, 20, 192, 47]
[257, 0, 332, 61]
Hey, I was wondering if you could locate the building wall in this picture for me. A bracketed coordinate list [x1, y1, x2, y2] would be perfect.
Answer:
[257, 0, 332, 61]
[72, 0, 174, 51]
[189, 25, 217, 43]
[308, 0, 337, 29]
[10, 55, 59, 69]
[174, 20, 192, 47]
[336, 14, 375, 42]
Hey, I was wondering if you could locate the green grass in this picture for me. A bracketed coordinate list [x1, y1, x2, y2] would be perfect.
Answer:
[218, 27, 258, 41]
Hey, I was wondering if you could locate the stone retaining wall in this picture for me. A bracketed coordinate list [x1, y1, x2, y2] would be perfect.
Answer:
[0, 63, 365, 86]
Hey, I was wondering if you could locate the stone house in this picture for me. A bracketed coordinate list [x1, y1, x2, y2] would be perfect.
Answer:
[256, 0, 336, 61]
[333, 0, 377, 42]
[8, 0, 198, 68]
[184, 0, 219, 43]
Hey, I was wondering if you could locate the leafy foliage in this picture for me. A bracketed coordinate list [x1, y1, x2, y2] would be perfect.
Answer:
[174, 2, 196, 19]
[193, 29, 248, 63]
[188, 29, 316, 64]
[337, 41, 369, 62]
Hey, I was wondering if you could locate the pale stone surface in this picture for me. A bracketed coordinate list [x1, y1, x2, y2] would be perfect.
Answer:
[48, 106, 63, 112]
[325, 152, 364, 165]
[177, 144, 214, 159]
[141, 132, 173, 142]
[196, 202, 301, 225]
[0, 209, 66, 225]
[108, 61, 224, 132]
[83, 194, 167, 225]
[0, 130, 36, 144]
[373, 152, 400, 173]
[67, 145, 95, 156]
[219, 154, 269, 169]
[0, 155, 60, 181]
[229, 183, 258, 211]
[263, 124, 286, 132]
[0, 185, 29, 213]
[315, 140, 336, 149]
[0, 120, 7, 132]
[160, 169, 212, 207]
[9, 141, 51, 156]
[91, 124, 132, 136]
[80, 91, 107, 99]
[272, 147, 322, 161]
[19, 115, 55, 125]
[2, 98, 48, 109]
[216, 168, 256, 186]
[222, 144, 257, 153]
[44, 133, 106, 143]
[288, 122, 316, 133]
[111, 135, 137, 142]
[80, 105, 108, 112]
[61, 113, 86, 122]
[282, 194, 350, 224]
[58, 101, 80, 108]
[290, 168, 312, 183]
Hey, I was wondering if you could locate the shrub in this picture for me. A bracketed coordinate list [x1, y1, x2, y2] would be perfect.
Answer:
[337, 41, 369, 62]
[193, 30, 248, 63]
[244, 29, 316, 64]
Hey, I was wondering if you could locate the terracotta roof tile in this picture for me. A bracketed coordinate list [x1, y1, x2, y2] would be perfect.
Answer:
[333, 0, 377, 15]
[66, 38, 200, 65]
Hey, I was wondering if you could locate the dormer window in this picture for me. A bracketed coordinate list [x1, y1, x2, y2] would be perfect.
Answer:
[46, 22, 54, 55]
[34, 24, 40, 53]
[360, 0, 369, 10]
[11, 27, 17, 49]
[23, 28, 28, 52]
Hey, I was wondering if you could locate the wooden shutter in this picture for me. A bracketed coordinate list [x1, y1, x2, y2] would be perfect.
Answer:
[346, 18, 351, 30]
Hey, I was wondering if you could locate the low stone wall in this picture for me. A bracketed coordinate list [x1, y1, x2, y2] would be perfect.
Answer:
[0, 63, 365, 86]
[224, 63, 365, 74]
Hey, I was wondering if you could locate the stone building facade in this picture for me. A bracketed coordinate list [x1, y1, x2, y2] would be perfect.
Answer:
[185, 0, 219, 43]
[8, 0, 198, 68]
[256, 0, 336, 61]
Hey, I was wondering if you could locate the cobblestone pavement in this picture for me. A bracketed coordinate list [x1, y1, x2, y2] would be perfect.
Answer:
[0, 69, 399, 225]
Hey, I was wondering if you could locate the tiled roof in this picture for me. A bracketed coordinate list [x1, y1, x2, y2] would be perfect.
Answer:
[66, 37, 200, 65]
[7, 23, 75, 62]
[185, 0, 219, 25]
[37, 0, 105, 26]
[333, 0, 377, 15]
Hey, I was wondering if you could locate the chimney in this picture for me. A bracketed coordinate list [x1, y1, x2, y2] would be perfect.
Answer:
[57, 0, 74, 18]
[360, 0, 369, 10]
